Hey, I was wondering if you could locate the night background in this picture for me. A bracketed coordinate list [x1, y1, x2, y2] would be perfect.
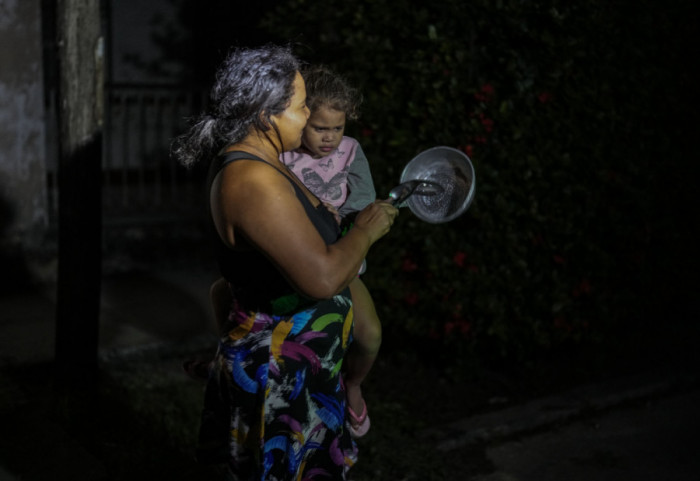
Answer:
[1, 0, 698, 479]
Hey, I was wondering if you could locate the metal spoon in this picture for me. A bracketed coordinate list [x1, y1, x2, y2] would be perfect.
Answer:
[388, 179, 444, 206]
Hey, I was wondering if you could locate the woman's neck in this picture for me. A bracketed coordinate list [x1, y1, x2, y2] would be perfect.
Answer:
[226, 138, 280, 162]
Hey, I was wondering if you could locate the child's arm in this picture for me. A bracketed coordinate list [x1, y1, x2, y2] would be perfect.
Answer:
[338, 143, 377, 219]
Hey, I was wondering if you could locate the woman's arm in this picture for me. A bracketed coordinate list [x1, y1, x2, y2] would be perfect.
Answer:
[211, 160, 396, 299]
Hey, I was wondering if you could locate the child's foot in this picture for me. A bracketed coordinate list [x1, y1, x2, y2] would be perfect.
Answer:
[347, 398, 370, 438]
[346, 383, 370, 437]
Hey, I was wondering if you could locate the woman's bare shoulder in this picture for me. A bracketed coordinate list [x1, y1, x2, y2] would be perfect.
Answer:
[216, 160, 297, 216]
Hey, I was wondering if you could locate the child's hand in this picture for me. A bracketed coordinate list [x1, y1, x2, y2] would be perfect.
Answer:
[323, 202, 341, 225]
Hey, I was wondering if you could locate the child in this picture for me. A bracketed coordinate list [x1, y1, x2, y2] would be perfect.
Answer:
[281, 66, 381, 438]
[188, 66, 381, 438]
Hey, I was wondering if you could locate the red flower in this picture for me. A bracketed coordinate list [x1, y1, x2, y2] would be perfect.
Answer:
[553, 255, 566, 265]
[537, 91, 552, 103]
[531, 233, 544, 246]
[605, 170, 620, 182]
[474, 83, 495, 103]
[553, 316, 572, 332]
[361, 128, 374, 137]
[479, 116, 494, 133]
[404, 292, 419, 306]
[444, 319, 471, 336]
[453, 251, 467, 267]
[572, 278, 592, 298]
[401, 257, 418, 272]
[456, 320, 471, 335]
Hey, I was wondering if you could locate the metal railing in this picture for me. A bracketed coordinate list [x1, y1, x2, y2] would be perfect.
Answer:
[102, 84, 208, 224]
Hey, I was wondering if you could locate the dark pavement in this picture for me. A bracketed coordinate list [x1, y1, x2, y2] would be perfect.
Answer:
[0, 259, 221, 481]
[425, 366, 699, 481]
[1, 256, 698, 480]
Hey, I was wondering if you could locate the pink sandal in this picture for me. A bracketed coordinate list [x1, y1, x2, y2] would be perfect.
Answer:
[347, 400, 371, 438]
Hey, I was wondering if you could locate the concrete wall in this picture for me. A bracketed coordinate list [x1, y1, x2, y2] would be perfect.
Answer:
[0, 0, 190, 262]
[0, 0, 48, 252]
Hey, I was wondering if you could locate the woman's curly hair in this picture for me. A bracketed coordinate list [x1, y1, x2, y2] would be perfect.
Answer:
[173, 45, 300, 167]
[301, 65, 362, 120]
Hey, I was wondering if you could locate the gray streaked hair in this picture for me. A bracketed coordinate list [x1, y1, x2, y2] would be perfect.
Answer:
[173, 45, 300, 167]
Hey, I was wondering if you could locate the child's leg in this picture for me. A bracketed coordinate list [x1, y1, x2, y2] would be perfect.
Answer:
[345, 277, 382, 423]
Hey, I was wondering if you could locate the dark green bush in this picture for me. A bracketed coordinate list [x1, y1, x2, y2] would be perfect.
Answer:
[261, 0, 693, 369]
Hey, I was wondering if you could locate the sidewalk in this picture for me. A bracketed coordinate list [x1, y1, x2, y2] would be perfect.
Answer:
[1, 258, 698, 480]
[478, 386, 700, 481]
[0, 262, 219, 366]
[0, 261, 221, 481]
[423, 366, 698, 451]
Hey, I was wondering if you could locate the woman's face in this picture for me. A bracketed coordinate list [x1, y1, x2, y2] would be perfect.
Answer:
[300, 106, 346, 159]
[271, 72, 310, 151]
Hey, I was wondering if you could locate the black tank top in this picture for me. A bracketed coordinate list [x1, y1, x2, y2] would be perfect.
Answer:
[210, 151, 341, 312]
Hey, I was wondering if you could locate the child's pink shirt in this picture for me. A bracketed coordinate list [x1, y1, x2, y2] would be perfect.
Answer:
[281, 136, 366, 211]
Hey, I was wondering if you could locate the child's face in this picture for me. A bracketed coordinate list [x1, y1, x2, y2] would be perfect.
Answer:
[300, 106, 346, 159]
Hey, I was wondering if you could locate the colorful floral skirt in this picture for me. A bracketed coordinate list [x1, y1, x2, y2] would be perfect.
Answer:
[197, 290, 358, 480]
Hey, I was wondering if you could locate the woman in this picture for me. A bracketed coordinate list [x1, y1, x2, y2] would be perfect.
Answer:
[174, 45, 398, 480]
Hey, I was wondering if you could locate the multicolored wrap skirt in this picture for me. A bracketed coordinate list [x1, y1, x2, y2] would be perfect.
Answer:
[197, 288, 358, 480]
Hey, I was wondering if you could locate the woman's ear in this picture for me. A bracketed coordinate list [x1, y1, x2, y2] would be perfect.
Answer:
[259, 111, 273, 131]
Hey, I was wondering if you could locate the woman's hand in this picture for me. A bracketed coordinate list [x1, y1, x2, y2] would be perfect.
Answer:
[213, 160, 398, 298]
[353, 199, 399, 245]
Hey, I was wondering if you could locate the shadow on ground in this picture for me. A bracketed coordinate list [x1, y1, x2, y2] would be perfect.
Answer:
[1, 256, 698, 480]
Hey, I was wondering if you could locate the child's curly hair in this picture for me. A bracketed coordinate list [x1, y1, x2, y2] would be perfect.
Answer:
[301, 66, 362, 121]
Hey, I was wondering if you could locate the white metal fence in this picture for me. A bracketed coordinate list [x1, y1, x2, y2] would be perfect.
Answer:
[101, 84, 208, 224]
